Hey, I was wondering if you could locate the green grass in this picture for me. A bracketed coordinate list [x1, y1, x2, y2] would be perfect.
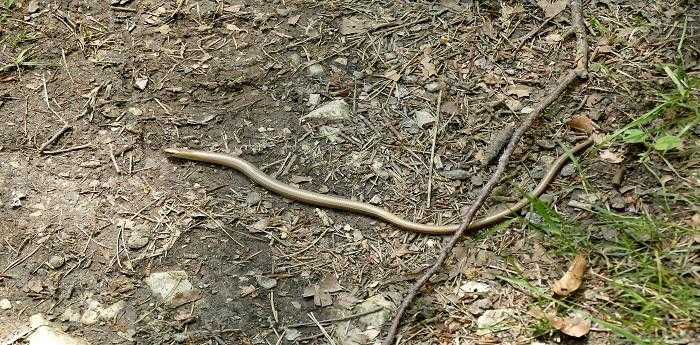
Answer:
[505, 199, 698, 344]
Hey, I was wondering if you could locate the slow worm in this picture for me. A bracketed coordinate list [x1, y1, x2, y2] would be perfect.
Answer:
[164, 138, 593, 235]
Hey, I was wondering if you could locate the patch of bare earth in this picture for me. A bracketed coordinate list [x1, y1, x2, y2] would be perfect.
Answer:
[1, 0, 697, 344]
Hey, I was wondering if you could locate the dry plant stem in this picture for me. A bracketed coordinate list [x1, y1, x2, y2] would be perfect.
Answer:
[381, 1, 589, 343]
[39, 125, 71, 152]
[426, 90, 442, 209]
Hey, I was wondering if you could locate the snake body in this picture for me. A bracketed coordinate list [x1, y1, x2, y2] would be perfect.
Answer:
[164, 139, 592, 235]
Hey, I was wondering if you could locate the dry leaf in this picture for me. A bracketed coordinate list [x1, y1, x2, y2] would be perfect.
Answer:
[599, 149, 624, 164]
[340, 16, 371, 35]
[552, 253, 587, 296]
[546, 311, 592, 337]
[383, 69, 401, 82]
[537, 0, 568, 18]
[420, 55, 437, 77]
[506, 84, 531, 98]
[567, 115, 595, 134]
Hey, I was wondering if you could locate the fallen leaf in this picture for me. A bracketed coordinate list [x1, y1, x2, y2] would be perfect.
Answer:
[383, 69, 401, 82]
[599, 149, 624, 164]
[567, 115, 595, 134]
[319, 275, 343, 293]
[287, 14, 301, 25]
[506, 84, 531, 98]
[340, 16, 371, 35]
[420, 55, 437, 77]
[505, 98, 522, 112]
[552, 253, 587, 296]
[536, 0, 568, 18]
[690, 213, 700, 228]
[546, 311, 592, 337]
[653, 135, 682, 151]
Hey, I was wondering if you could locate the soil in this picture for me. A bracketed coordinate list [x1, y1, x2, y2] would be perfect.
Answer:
[1, 0, 698, 344]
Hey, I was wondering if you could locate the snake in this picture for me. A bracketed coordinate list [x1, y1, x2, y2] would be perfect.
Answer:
[164, 138, 592, 235]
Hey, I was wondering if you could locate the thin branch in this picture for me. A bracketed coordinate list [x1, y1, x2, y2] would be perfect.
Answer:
[426, 90, 442, 209]
[380, 1, 590, 343]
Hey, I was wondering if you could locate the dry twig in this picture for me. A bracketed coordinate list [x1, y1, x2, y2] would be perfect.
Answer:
[381, 1, 589, 343]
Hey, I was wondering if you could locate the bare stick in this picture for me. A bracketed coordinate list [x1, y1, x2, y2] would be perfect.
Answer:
[42, 143, 91, 155]
[42, 73, 65, 124]
[426, 90, 442, 209]
[109, 144, 121, 174]
[381, 1, 589, 343]
[39, 125, 71, 152]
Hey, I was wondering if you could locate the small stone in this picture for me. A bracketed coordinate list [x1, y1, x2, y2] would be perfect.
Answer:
[288, 53, 302, 65]
[307, 64, 325, 78]
[127, 229, 149, 250]
[246, 191, 262, 205]
[300, 100, 352, 122]
[0, 299, 11, 310]
[334, 57, 348, 66]
[60, 307, 81, 322]
[319, 126, 343, 143]
[460, 281, 491, 293]
[536, 139, 556, 149]
[610, 195, 625, 210]
[308, 93, 321, 107]
[285, 328, 301, 341]
[27, 0, 40, 13]
[425, 81, 446, 92]
[526, 212, 544, 225]
[134, 77, 148, 90]
[468, 298, 492, 316]
[471, 174, 484, 186]
[145, 271, 194, 304]
[318, 185, 330, 193]
[560, 163, 575, 177]
[80, 300, 102, 325]
[531, 166, 546, 179]
[476, 308, 512, 335]
[256, 275, 277, 289]
[414, 109, 435, 128]
[568, 199, 591, 210]
[442, 169, 469, 180]
[48, 255, 65, 269]
[369, 195, 382, 205]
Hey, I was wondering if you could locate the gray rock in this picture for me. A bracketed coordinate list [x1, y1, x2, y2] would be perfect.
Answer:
[0, 298, 11, 310]
[145, 271, 194, 303]
[460, 281, 491, 293]
[471, 174, 484, 186]
[307, 93, 321, 107]
[468, 298, 492, 316]
[536, 139, 556, 149]
[425, 81, 446, 92]
[610, 195, 625, 210]
[256, 275, 277, 289]
[442, 169, 469, 180]
[307, 64, 325, 78]
[356, 294, 395, 328]
[127, 229, 149, 250]
[27, 0, 40, 13]
[48, 255, 65, 269]
[246, 191, 262, 205]
[414, 109, 435, 128]
[134, 77, 148, 90]
[560, 163, 575, 177]
[288, 53, 302, 65]
[300, 100, 352, 122]
[28, 314, 91, 345]
[476, 308, 512, 335]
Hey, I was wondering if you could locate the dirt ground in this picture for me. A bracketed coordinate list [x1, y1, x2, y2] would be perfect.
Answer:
[1, 0, 698, 344]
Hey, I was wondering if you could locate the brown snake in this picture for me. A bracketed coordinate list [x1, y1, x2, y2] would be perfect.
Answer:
[164, 138, 592, 235]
